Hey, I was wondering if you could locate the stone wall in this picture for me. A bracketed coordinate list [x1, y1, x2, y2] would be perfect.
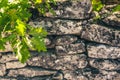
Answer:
[0, 0, 120, 80]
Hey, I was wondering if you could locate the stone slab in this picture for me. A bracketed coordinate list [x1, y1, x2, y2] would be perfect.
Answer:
[29, 18, 83, 35]
[0, 64, 6, 76]
[94, 70, 120, 80]
[55, 35, 78, 45]
[0, 53, 17, 63]
[27, 54, 87, 70]
[87, 44, 120, 59]
[8, 68, 56, 77]
[56, 43, 85, 55]
[6, 62, 26, 69]
[81, 24, 120, 46]
[44, 0, 92, 19]
[89, 59, 120, 70]
[64, 70, 88, 80]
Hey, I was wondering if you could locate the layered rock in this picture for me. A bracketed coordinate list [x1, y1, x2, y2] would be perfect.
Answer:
[0, 64, 6, 76]
[87, 44, 120, 59]
[29, 18, 83, 35]
[89, 59, 120, 70]
[44, 0, 92, 19]
[0, 0, 120, 80]
[81, 24, 120, 46]
[27, 54, 87, 70]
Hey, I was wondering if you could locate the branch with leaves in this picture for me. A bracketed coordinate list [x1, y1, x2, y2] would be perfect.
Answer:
[0, 0, 55, 63]
[92, 0, 120, 19]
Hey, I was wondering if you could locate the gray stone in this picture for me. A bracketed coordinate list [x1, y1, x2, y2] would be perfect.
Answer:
[0, 53, 17, 63]
[6, 61, 26, 69]
[94, 71, 120, 80]
[87, 44, 120, 59]
[28, 54, 87, 70]
[0, 78, 16, 80]
[103, 13, 120, 28]
[64, 70, 88, 80]
[71, 68, 120, 80]
[29, 18, 83, 35]
[56, 43, 85, 55]
[8, 68, 56, 77]
[89, 59, 120, 70]
[55, 35, 78, 45]
[44, 38, 51, 46]
[44, 0, 92, 19]
[44, 37, 55, 48]
[27, 55, 57, 68]
[81, 24, 120, 46]
[101, 5, 120, 28]
[54, 54, 87, 70]
[0, 64, 6, 76]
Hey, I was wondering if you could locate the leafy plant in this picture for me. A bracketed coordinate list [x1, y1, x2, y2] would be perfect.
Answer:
[0, 0, 55, 63]
[92, 0, 104, 11]
[112, 4, 120, 12]
[92, 0, 120, 19]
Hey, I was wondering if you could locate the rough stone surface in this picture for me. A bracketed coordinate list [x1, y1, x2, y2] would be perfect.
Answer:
[64, 70, 88, 80]
[100, 4, 120, 28]
[81, 24, 120, 46]
[29, 18, 83, 35]
[89, 59, 120, 70]
[1, 0, 120, 80]
[56, 43, 85, 55]
[54, 54, 87, 70]
[87, 44, 120, 59]
[28, 54, 87, 70]
[55, 35, 78, 45]
[0, 78, 16, 80]
[0, 64, 6, 76]
[44, 38, 52, 47]
[94, 71, 120, 80]
[27, 55, 56, 69]
[6, 62, 26, 69]
[8, 68, 56, 77]
[66, 68, 120, 80]
[44, 0, 92, 19]
[0, 53, 17, 63]
[103, 13, 120, 28]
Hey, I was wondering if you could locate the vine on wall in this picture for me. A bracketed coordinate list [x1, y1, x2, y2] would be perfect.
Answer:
[0, 0, 55, 63]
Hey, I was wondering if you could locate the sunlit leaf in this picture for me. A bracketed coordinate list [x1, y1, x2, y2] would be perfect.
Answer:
[92, 0, 104, 11]
[15, 40, 30, 63]
[36, 0, 43, 4]
[0, 0, 55, 63]
[16, 19, 26, 36]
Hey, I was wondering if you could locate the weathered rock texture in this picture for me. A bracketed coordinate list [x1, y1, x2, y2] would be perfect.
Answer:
[0, 0, 120, 80]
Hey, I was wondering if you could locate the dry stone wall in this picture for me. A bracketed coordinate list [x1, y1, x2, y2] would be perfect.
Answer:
[0, 0, 120, 80]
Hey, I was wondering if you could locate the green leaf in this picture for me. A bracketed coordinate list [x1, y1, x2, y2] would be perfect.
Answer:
[15, 40, 30, 63]
[31, 36, 47, 52]
[112, 5, 120, 12]
[0, 39, 5, 50]
[92, 0, 104, 11]
[0, 0, 8, 8]
[16, 19, 26, 36]
[29, 27, 47, 37]
[35, 0, 43, 4]
[4, 34, 16, 42]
